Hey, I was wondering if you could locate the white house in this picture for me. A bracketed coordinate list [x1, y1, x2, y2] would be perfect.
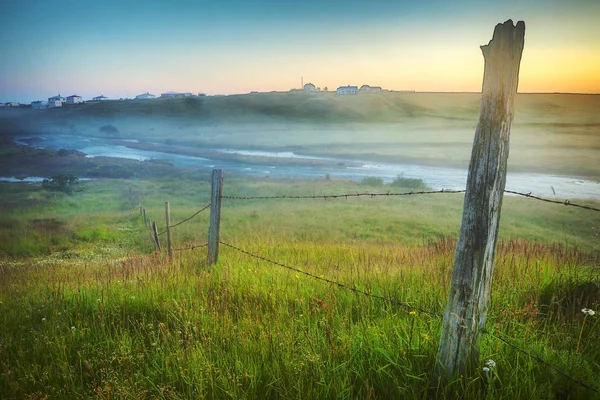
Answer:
[5, 102, 20, 107]
[31, 101, 46, 109]
[135, 92, 156, 100]
[48, 94, 65, 105]
[47, 100, 62, 108]
[93, 95, 108, 101]
[336, 85, 358, 95]
[66, 95, 83, 104]
[303, 83, 316, 92]
[359, 85, 382, 93]
[160, 91, 193, 98]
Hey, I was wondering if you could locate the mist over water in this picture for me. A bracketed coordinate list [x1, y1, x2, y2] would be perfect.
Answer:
[15, 133, 600, 200]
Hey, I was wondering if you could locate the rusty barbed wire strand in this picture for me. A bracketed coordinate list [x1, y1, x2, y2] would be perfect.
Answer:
[222, 189, 465, 200]
[504, 190, 600, 212]
[158, 203, 211, 236]
[484, 330, 600, 394]
[219, 241, 442, 318]
[222, 189, 600, 212]
[173, 242, 209, 252]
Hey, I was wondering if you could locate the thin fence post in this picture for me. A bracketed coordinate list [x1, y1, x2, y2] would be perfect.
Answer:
[165, 201, 172, 259]
[152, 221, 161, 251]
[142, 208, 147, 225]
[434, 20, 525, 382]
[207, 169, 223, 265]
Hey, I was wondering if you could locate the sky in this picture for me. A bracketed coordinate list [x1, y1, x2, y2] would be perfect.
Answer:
[0, 0, 599, 103]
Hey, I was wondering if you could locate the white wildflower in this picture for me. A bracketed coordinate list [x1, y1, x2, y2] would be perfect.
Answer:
[582, 308, 595, 316]
[482, 367, 490, 373]
[42, 318, 46, 323]
[485, 359, 496, 368]
[71, 326, 76, 332]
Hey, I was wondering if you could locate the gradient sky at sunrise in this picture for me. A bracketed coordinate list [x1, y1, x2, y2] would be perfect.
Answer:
[1, 0, 599, 103]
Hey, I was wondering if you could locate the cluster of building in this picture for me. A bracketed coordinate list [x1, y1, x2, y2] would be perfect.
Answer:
[27, 91, 203, 109]
[302, 83, 383, 95]
[2, 85, 390, 110]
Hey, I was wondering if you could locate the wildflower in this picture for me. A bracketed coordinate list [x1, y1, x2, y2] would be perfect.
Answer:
[482, 367, 490, 373]
[409, 311, 417, 316]
[42, 318, 46, 323]
[578, 308, 595, 352]
[485, 359, 496, 368]
[96, 299, 101, 304]
[71, 326, 76, 332]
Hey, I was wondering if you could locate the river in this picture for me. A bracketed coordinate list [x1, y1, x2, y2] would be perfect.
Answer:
[14, 134, 600, 200]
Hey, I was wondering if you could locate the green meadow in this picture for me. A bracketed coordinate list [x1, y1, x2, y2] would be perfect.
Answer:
[1, 175, 599, 399]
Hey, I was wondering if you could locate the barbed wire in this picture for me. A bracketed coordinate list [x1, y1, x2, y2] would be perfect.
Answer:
[222, 189, 465, 201]
[222, 189, 600, 212]
[504, 190, 600, 212]
[219, 241, 442, 317]
[173, 242, 209, 252]
[484, 330, 599, 394]
[158, 203, 211, 236]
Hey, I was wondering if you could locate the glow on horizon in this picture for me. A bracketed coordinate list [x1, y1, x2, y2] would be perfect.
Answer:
[1, 0, 599, 103]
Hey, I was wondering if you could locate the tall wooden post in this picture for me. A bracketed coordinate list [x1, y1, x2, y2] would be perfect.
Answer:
[207, 170, 223, 265]
[142, 208, 147, 225]
[435, 20, 525, 380]
[165, 201, 172, 259]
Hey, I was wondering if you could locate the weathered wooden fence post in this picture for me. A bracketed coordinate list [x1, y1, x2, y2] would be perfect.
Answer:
[207, 169, 223, 265]
[434, 20, 525, 381]
[142, 208, 147, 225]
[152, 221, 161, 252]
[165, 201, 172, 259]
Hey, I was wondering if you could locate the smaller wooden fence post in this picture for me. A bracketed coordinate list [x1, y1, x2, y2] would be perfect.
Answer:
[152, 221, 161, 251]
[142, 208, 147, 225]
[165, 201, 172, 259]
[207, 169, 223, 265]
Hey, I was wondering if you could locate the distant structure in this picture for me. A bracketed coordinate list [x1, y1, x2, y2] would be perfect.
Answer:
[31, 101, 46, 109]
[4, 102, 21, 107]
[48, 94, 65, 105]
[359, 85, 382, 93]
[93, 95, 109, 101]
[66, 95, 83, 104]
[160, 91, 193, 99]
[336, 85, 358, 95]
[303, 83, 316, 92]
[135, 92, 156, 100]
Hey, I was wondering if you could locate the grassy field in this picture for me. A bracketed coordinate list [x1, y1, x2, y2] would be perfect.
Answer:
[1, 175, 599, 398]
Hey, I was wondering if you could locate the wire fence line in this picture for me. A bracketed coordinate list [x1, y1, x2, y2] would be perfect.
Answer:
[504, 190, 600, 212]
[220, 240, 599, 395]
[136, 174, 599, 393]
[222, 189, 600, 213]
[157, 203, 211, 236]
[222, 189, 465, 201]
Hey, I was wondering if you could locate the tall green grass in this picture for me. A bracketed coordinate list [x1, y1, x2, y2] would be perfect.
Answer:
[0, 177, 599, 398]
